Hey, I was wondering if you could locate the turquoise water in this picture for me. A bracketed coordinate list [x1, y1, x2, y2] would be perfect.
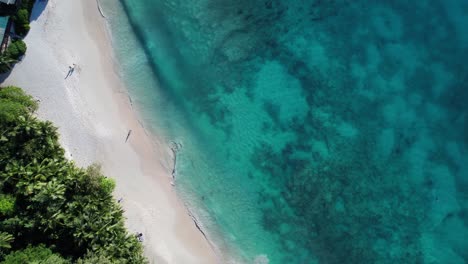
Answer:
[102, 0, 468, 263]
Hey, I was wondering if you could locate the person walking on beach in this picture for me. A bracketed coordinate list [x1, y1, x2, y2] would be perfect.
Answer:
[125, 129, 132, 143]
[135, 232, 143, 242]
[65, 63, 76, 79]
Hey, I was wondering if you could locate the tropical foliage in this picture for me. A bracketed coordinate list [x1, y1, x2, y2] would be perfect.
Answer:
[20, 0, 37, 14]
[0, 56, 17, 74]
[0, 39, 26, 74]
[0, 0, 34, 73]
[2, 245, 68, 264]
[12, 0, 36, 37]
[0, 86, 146, 263]
[12, 9, 30, 36]
[5, 40, 27, 61]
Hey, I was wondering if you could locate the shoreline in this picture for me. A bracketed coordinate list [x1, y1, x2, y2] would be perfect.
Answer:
[2, 0, 218, 263]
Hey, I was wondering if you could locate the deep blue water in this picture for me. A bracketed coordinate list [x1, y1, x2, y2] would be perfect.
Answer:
[102, 0, 468, 263]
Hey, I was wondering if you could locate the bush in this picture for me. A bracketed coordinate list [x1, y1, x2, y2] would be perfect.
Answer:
[13, 9, 30, 36]
[0, 55, 16, 74]
[5, 40, 27, 60]
[0, 86, 147, 263]
[20, 0, 36, 12]
[0, 232, 14, 251]
[0, 195, 15, 216]
[76, 252, 114, 264]
[2, 245, 69, 264]
[99, 177, 116, 196]
[0, 86, 37, 124]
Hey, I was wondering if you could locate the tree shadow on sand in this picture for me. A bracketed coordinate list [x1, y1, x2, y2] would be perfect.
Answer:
[0, 70, 12, 83]
[30, 0, 48, 21]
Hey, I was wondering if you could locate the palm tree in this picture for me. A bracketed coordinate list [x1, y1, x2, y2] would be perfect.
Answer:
[0, 55, 17, 74]
[0, 232, 14, 250]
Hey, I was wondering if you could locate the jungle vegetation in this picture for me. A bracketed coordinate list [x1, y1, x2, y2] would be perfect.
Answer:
[0, 0, 35, 73]
[0, 86, 146, 263]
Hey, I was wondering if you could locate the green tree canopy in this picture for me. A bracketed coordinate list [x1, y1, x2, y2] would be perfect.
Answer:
[13, 9, 31, 36]
[0, 232, 14, 251]
[0, 56, 17, 74]
[0, 86, 37, 123]
[5, 40, 27, 61]
[2, 245, 69, 264]
[0, 87, 146, 263]
[0, 195, 15, 216]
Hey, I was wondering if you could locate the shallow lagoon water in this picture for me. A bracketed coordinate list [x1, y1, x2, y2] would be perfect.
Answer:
[102, 0, 468, 263]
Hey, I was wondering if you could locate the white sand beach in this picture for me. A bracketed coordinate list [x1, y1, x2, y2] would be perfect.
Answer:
[2, 0, 217, 263]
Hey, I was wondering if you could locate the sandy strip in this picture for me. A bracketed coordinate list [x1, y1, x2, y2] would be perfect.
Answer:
[2, 0, 218, 263]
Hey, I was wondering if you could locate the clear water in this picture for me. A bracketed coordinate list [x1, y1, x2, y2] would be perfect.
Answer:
[101, 0, 468, 263]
